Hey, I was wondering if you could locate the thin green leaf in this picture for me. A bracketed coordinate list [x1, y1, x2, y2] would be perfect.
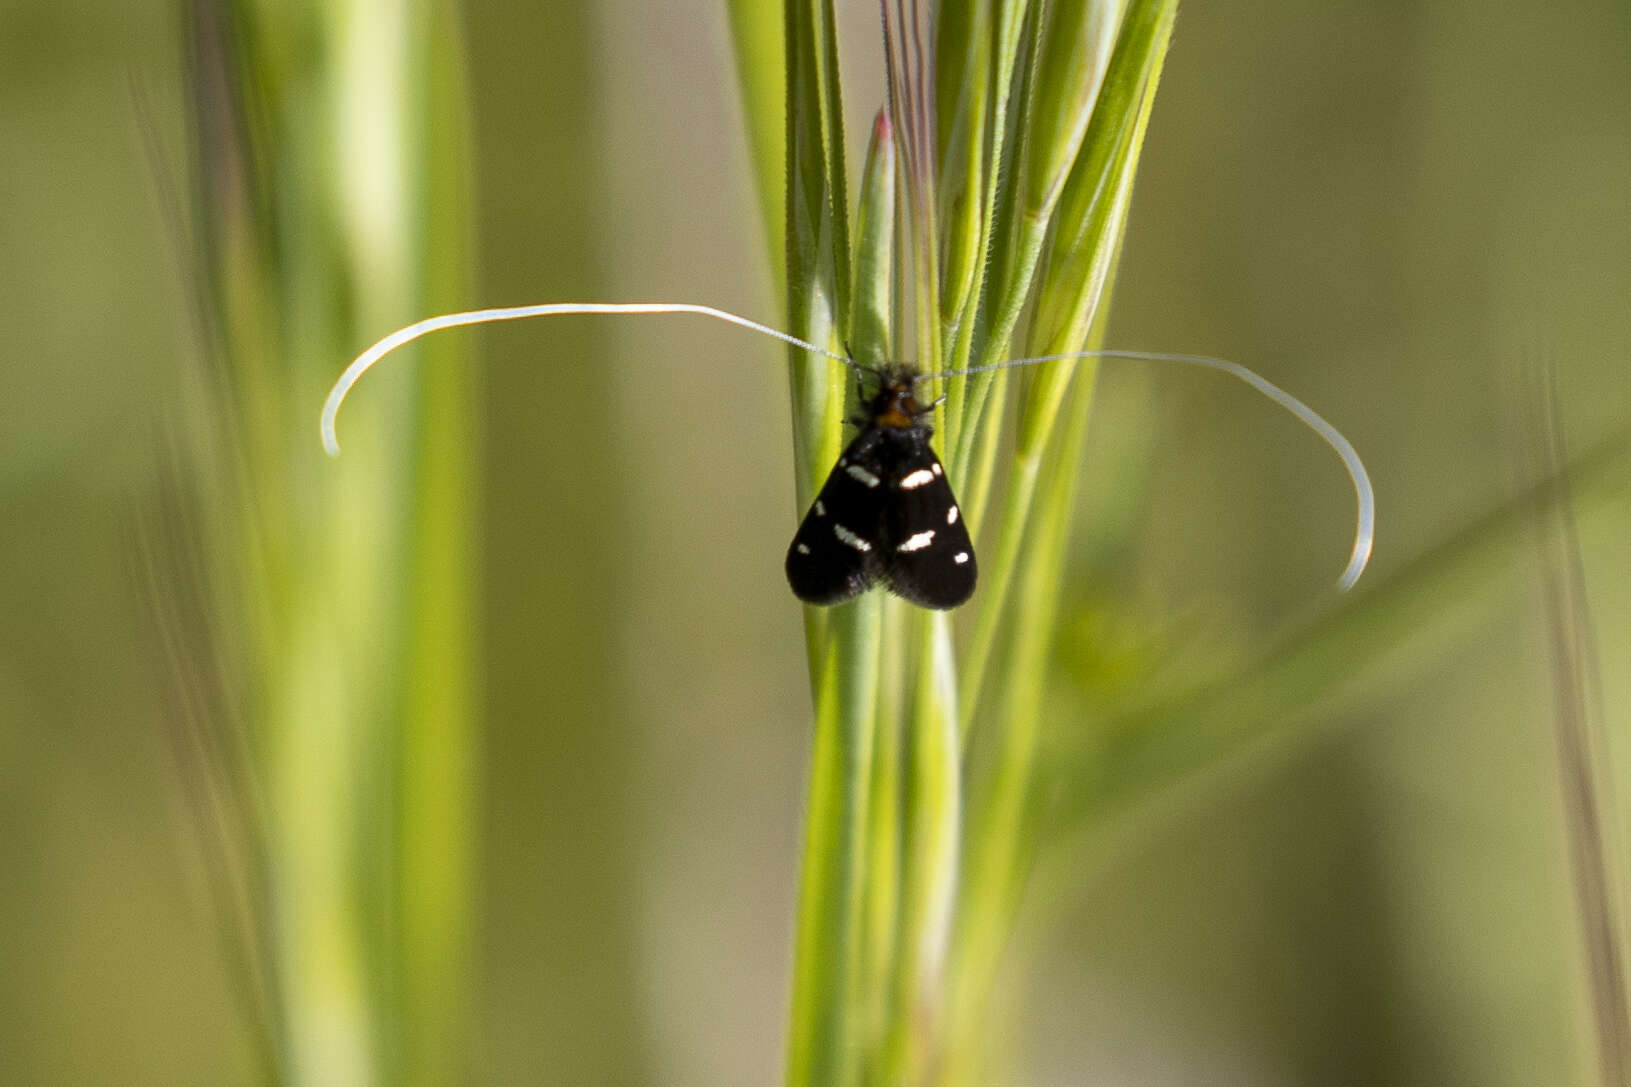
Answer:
[1023, 0, 1129, 217]
[933, 0, 991, 340]
[882, 0, 945, 380]
[960, 0, 1177, 734]
[885, 610, 963, 1084]
[851, 109, 898, 365]
[778, 0, 854, 676]
[784, 0, 853, 512]
[787, 597, 885, 1087]
[940, 0, 1041, 480]
[726, 0, 789, 279]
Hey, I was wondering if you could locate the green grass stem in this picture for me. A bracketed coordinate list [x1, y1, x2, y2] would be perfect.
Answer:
[726, 3, 1181, 1082]
[885, 610, 963, 1085]
[787, 596, 885, 1087]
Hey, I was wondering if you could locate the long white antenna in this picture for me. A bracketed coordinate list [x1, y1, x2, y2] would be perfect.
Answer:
[319, 303, 1373, 591]
[319, 301, 851, 457]
[935, 349, 1374, 591]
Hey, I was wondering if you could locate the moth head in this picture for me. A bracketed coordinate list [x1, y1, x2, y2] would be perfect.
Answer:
[865, 369, 934, 430]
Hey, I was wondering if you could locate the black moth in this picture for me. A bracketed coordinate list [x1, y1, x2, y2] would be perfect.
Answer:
[786, 370, 977, 610]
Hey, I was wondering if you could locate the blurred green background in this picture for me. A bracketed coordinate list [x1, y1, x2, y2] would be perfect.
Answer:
[5, 0, 1630, 1083]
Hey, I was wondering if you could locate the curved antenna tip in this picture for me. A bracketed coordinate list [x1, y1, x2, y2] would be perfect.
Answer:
[320, 380, 349, 457]
[1336, 531, 1373, 592]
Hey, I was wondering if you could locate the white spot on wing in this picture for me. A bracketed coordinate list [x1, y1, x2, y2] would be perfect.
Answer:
[931, 462, 943, 476]
[814, 500, 826, 517]
[796, 543, 811, 555]
[834, 524, 871, 552]
[845, 463, 881, 488]
[897, 530, 936, 552]
[947, 505, 959, 525]
[954, 552, 969, 565]
[899, 468, 934, 490]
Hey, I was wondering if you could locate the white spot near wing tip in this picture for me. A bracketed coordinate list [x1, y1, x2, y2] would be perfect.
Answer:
[814, 500, 826, 517]
[954, 552, 969, 564]
[899, 468, 935, 490]
[833, 524, 871, 552]
[796, 543, 811, 555]
[931, 462, 942, 476]
[947, 505, 959, 525]
[845, 463, 881, 488]
[897, 530, 935, 552]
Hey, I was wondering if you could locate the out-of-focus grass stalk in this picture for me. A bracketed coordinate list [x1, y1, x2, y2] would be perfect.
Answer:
[181, 1, 474, 1082]
[1527, 373, 1631, 1087]
[394, 6, 476, 1084]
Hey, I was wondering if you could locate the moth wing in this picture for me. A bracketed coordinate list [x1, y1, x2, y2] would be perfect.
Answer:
[881, 446, 976, 610]
[785, 437, 888, 605]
